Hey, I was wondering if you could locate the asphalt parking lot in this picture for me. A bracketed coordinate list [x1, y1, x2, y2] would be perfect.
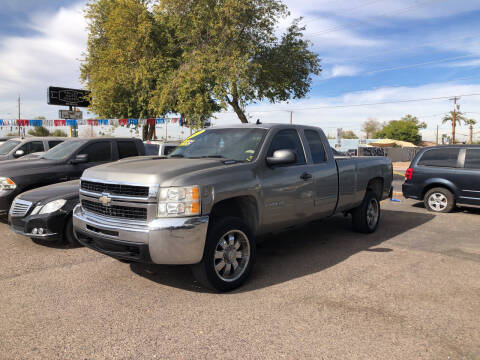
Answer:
[1, 199, 479, 359]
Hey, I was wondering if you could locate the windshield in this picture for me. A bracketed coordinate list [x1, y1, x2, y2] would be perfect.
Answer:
[42, 140, 88, 160]
[0, 140, 20, 155]
[169, 128, 266, 162]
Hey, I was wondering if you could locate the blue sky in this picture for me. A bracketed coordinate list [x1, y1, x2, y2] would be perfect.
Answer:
[1, 0, 480, 141]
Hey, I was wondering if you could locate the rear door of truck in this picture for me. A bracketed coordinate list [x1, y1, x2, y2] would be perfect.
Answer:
[301, 128, 338, 218]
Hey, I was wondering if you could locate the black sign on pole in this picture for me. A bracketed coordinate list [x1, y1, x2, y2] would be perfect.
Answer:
[47, 86, 90, 107]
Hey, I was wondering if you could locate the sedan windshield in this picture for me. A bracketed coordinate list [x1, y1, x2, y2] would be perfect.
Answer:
[42, 140, 88, 161]
[169, 128, 266, 162]
[0, 140, 20, 155]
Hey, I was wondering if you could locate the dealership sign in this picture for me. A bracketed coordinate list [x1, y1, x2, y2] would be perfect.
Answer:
[47, 86, 90, 107]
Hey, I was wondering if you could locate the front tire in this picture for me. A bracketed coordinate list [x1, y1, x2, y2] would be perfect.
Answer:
[351, 191, 381, 233]
[424, 187, 455, 213]
[192, 217, 255, 292]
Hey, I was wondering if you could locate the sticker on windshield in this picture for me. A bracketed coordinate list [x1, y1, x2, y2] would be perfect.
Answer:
[179, 130, 205, 146]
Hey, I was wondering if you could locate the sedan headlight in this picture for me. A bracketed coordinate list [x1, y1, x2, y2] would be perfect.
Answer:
[0, 177, 16, 191]
[157, 186, 200, 217]
[31, 199, 67, 215]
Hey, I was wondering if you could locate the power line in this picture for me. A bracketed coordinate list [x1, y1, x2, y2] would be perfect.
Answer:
[224, 92, 480, 114]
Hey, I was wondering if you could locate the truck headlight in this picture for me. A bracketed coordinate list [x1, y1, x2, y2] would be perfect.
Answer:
[31, 199, 67, 215]
[0, 177, 16, 191]
[157, 186, 200, 217]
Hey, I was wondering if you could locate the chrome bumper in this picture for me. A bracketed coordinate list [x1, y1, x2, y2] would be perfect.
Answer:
[72, 204, 209, 264]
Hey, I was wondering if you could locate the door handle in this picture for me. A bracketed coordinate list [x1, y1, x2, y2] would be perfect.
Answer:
[300, 172, 312, 181]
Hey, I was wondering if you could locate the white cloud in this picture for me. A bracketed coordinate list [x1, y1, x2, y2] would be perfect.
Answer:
[0, 2, 88, 119]
[323, 64, 361, 79]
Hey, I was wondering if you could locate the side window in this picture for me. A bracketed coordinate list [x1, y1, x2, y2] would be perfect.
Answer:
[79, 142, 112, 162]
[417, 148, 459, 167]
[465, 149, 480, 169]
[267, 129, 306, 165]
[17, 143, 29, 154]
[117, 141, 138, 159]
[163, 145, 177, 155]
[304, 130, 326, 163]
[48, 140, 63, 149]
[29, 141, 45, 153]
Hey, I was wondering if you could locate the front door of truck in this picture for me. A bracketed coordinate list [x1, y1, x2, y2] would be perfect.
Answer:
[260, 129, 315, 231]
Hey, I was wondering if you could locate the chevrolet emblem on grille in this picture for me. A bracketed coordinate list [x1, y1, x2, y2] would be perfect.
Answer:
[98, 193, 112, 206]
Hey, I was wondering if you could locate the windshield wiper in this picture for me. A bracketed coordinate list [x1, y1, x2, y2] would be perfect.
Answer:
[191, 155, 225, 159]
[169, 154, 184, 158]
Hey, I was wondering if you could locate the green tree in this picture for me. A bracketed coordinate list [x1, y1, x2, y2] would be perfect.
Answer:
[28, 126, 50, 136]
[442, 111, 466, 144]
[341, 130, 358, 139]
[374, 115, 426, 145]
[81, 0, 321, 126]
[361, 118, 381, 139]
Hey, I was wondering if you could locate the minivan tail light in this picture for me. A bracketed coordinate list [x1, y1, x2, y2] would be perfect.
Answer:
[405, 168, 413, 181]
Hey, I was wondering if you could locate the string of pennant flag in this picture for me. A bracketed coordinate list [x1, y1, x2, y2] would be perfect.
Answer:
[0, 118, 184, 127]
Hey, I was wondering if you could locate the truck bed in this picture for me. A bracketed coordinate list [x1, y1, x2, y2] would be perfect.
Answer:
[334, 156, 393, 213]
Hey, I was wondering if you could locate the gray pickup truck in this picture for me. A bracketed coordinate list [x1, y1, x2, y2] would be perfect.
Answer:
[73, 124, 392, 291]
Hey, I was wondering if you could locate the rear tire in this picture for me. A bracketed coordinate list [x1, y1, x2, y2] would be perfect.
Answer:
[351, 191, 381, 233]
[424, 187, 455, 213]
[191, 216, 255, 292]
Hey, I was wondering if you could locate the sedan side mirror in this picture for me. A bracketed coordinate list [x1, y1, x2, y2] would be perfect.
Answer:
[14, 149, 25, 158]
[71, 153, 88, 164]
[266, 149, 297, 166]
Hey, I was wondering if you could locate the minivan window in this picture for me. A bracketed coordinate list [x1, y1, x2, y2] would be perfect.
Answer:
[464, 149, 480, 169]
[117, 141, 138, 159]
[0, 140, 20, 155]
[417, 148, 459, 167]
[304, 130, 326, 163]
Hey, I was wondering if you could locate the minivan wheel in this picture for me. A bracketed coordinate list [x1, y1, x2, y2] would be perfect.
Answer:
[424, 187, 454, 213]
[351, 191, 381, 233]
[192, 216, 255, 292]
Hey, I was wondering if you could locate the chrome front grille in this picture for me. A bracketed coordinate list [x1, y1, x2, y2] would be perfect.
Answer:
[81, 180, 149, 198]
[10, 199, 32, 217]
[81, 199, 147, 220]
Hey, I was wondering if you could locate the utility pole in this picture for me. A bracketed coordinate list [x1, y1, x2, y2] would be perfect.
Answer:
[17, 95, 21, 136]
[436, 124, 439, 145]
[289, 111, 293, 124]
[449, 96, 460, 144]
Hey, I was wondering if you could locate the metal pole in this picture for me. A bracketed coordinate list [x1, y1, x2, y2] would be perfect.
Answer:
[289, 111, 293, 124]
[17, 95, 20, 136]
[436, 125, 439, 145]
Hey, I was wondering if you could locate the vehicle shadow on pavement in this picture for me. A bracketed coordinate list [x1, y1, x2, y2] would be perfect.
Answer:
[130, 209, 435, 293]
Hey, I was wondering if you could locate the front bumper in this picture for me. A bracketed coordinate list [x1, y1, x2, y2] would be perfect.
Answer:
[8, 212, 65, 240]
[72, 205, 209, 265]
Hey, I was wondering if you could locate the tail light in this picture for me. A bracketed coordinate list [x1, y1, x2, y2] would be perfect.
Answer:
[405, 168, 413, 181]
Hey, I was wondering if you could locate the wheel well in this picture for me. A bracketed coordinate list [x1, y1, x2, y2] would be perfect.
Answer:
[209, 196, 258, 233]
[367, 177, 383, 199]
[421, 183, 455, 200]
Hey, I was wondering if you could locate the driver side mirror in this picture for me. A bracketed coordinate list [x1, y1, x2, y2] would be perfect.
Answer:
[71, 154, 88, 164]
[14, 149, 25, 158]
[266, 149, 297, 166]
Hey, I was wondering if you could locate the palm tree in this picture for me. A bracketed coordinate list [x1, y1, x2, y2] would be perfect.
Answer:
[465, 118, 477, 144]
[442, 111, 466, 144]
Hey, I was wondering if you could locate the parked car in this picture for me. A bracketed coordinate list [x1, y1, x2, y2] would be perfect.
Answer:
[0, 137, 144, 216]
[73, 124, 392, 291]
[9, 180, 79, 245]
[0, 137, 64, 161]
[143, 141, 180, 156]
[402, 145, 480, 212]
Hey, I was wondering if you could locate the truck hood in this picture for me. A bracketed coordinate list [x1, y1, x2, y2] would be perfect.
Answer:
[0, 159, 60, 179]
[83, 157, 226, 185]
[18, 180, 79, 203]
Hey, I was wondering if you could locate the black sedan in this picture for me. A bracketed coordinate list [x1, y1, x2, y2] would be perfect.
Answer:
[8, 180, 79, 245]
